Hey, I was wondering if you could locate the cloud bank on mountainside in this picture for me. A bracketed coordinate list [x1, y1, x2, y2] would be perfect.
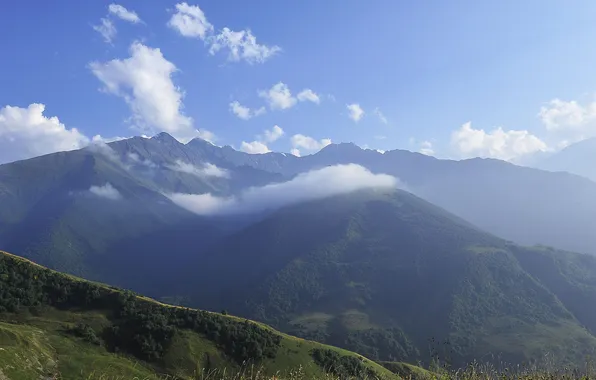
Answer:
[166, 164, 399, 215]
[89, 183, 122, 200]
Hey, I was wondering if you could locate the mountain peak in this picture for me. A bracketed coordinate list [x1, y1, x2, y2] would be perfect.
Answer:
[151, 132, 180, 144]
[187, 137, 214, 147]
[320, 142, 362, 153]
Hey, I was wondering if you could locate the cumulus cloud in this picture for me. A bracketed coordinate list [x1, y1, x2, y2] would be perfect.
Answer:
[258, 83, 320, 110]
[373, 107, 388, 124]
[419, 141, 434, 156]
[229, 101, 266, 120]
[167, 164, 398, 215]
[240, 141, 270, 154]
[259, 82, 297, 110]
[93, 4, 142, 44]
[108, 4, 142, 23]
[0, 103, 89, 164]
[89, 183, 122, 200]
[538, 98, 596, 143]
[451, 122, 548, 161]
[240, 125, 284, 154]
[93, 18, 117, 43]
[167, 2, 213, 39]
[166, 160, 229, 178]
[290, 134, 331, 156]
[297, 89, 321, 104]
[89, 42, 214, 143]
[209, 28, 281, 64]
[168, 3, 280, 64]
[347, 103, 364, 122]
[262, 125, 284, 143]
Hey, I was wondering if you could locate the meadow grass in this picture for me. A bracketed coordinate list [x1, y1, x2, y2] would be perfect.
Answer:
[9, 359, 596, 380]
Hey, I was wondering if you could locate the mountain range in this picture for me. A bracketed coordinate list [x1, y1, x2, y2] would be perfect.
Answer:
[535, 137, 596, 182]
[180, 188, 596, 366]
[4, 133, 596, 369]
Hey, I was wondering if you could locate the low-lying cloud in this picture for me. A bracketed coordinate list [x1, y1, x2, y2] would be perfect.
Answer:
[166, 160, 229, 178]
[89, 183, 122, 200]
[167, 164, 398, 216]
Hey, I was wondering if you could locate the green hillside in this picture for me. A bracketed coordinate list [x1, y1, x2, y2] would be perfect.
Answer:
[0, 250, 400, 380]
[184, 189, 596, 367]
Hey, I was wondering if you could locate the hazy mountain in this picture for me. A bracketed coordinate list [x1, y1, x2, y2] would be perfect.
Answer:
[4, 131, 596, 290]
[0, 250, 400, 379]
[0, 134, 282, 293]
[194, 140, 596, 255]
[5, 133, 596, 369]
[536, 137, 596, 182]
[181, 189, 596, 366]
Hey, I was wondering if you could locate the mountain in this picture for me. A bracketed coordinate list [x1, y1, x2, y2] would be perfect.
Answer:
[536, 137, 596, 182]
[180, 189, 596, 367]
[218, 143, 596, 256]
[0, 134, 282, 295]
[0, 249, 402, 380]
[4, 132, 596, 288]
[5, 134, 596, 370]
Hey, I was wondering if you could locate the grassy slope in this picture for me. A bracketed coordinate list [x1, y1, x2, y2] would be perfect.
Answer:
[0, 251, 398, 380]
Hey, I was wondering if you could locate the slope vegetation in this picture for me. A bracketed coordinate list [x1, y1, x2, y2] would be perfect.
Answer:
[0, 250, 397, 379]
[185, 189, 596, 367]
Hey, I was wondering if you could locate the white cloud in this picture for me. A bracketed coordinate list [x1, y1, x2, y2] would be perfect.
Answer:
[92, 135, 128, 144]
[166, 159, 229, 178]
[240, 140, 270, 154]
[347, 103, 364, 122]
[167, 164, 398, 216]
[451, 122, 548, 161]
[94, 4, 142, 44]
[258, 83, 321, 110]
[419, 141, 434, 156]
[229, 101, 266, 120]
[259, 82, 297, 110]
[86, 139, 126, 168]
[127, 152, 157, 168]
[538, 98, 596, 144]
[290, 148, 301, 157]
[374, 135, 386, 140]
[195, 129, 216, 144]
[93, 18, 117, 43]
[209, 28, 281, 64]
[90, 42, 214, 143]
[167, 2, 213, 39]
[168, 3, 279, 64]
[291, 134, 332, 153]
[297, 89, 320, 104]
[89, 183, 122, 200]
[239, 125, 284, 154]
[0, 103, 89, 164]
[108, 4, 141, 23]
[373, 107, 388, 124]
[262, 125, 284, 143]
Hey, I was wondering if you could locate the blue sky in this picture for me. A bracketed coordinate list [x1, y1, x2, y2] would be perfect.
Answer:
[2, 0, 596, 164]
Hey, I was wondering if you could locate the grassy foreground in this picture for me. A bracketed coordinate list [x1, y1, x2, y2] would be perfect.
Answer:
[0, 250, 399, 379]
